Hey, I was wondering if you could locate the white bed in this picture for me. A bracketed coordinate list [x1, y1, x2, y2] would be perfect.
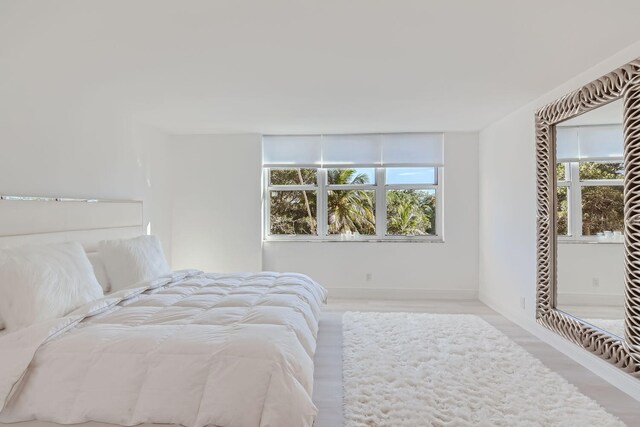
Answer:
[0, 198, 327, 427]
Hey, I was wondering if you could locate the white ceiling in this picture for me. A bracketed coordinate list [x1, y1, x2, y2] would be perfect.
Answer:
[2, 0, 640, 134]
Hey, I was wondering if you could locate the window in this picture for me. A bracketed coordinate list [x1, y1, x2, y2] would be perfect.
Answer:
[556, 123, 624, 241]
[326, 168, 376, 236]
[266, 166, 441, 240]
[263, 133, 444, 241]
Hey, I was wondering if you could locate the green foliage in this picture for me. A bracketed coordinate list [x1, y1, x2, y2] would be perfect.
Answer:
[556, 163, 566, 181]
[556, 187, 568, 235]
[579, 162, 623, 180]
[327, 169, 375, 235]
[270, 168, 317, 185]
[556, 162, 624, 236]
[269, 168, 319, 235]
[581, 186, 623, 235]
[269, 190, 317, 235]
[327, 169, 369, 185]
[386, 190, 435, 235]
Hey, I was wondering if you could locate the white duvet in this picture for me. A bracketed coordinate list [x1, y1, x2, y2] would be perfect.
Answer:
[0, 270, 328, 427]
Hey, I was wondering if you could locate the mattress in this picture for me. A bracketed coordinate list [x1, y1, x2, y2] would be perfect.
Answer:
[0, 270, 327, 427]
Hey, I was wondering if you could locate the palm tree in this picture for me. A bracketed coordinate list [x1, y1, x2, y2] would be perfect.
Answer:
[327, 169, 375, 234]
[296, 168, 316, 233]
[269, 168, 318, 235]
[386, 190, 434, 235]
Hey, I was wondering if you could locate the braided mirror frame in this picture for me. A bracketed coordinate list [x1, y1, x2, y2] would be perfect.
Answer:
[536, 58, 640, 376]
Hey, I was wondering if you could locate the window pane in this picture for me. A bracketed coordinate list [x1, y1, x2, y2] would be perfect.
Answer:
[327, 168, 375, 185]
[386, 167, 436, 185]
[557, 186, 569, 236]
[327, 190, 375, 235]
[269, 168, 317, 185]
[386, 189, 436, 236]
[579, 162, 624, 180]
[581, 186, 624, 235]
[269, 190, 317, 235]
[556, 163, 567, 181]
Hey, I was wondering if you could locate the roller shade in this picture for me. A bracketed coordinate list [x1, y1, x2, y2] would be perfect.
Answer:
[322, 134, 383, 167]
[556, 124, 623, 162]
[382, 133, 444, 167]
[262, 135, 322, 167]
[263, 133, 444, 167]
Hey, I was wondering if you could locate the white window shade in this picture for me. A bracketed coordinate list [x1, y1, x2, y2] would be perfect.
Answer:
[262, 135, 322, 167]
[556, 124, 623, 162]
[322, 134, 383, 167]
[382, 133, 444, 167]
[578, 125, 624, 161]
[263, 133, 444, 167]
[556, 127, 579, 161]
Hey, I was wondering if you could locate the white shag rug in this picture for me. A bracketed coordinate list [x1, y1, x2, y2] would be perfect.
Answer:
[343, 312, 625, 427]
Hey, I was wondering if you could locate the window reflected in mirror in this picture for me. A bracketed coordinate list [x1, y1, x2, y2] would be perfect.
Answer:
[554, 99, 625, 339]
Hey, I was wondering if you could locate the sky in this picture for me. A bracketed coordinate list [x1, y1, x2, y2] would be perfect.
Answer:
[353, 167, 436, 185]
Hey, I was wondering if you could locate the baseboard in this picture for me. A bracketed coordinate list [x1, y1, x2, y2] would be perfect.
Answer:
[328, 287, 478, 301]
[556, 292, 624, 307]
[479, 293, 640, 402]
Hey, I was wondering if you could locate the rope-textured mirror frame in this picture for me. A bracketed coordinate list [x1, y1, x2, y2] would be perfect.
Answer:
[536, 58, 640, 376]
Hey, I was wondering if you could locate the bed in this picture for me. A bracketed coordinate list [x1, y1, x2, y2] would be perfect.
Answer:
[0, 198, 327, 427]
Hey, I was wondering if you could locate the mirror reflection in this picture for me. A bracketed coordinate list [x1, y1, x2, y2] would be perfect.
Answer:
[555, 99, 625, 338]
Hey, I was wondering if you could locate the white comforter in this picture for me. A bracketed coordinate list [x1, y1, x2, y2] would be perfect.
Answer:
[0, 270, 327, 427]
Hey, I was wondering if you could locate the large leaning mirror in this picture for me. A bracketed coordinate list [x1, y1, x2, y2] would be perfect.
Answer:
[536, 59, 640, 376]
[556, 99, 625, 338]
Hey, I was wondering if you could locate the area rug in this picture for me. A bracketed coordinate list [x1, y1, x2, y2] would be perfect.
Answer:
[342, 312, 624, 427]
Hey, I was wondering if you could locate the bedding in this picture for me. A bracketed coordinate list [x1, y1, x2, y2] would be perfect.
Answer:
[0, 270, 327, 427]
[0, 242, 104, 331]
[98, 235, 171, 292]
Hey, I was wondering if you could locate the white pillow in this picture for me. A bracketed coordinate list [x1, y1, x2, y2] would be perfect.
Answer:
[98, 235, 171, 292]
[87, 252, 111, 293]
[0, 241, 104, 331]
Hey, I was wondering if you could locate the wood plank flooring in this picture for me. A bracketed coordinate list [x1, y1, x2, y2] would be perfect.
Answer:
[312, 299, 640, 427]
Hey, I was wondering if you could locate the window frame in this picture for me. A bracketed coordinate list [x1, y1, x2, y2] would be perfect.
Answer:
[263, 167, 444, 242]
[557, 160, 624, 243]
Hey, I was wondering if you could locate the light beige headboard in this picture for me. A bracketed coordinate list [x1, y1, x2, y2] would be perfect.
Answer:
[0, 197, 143, 251]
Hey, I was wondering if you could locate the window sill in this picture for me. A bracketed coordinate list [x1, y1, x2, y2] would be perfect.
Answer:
[558, 239, 623, 245]
[263, 237, 444, 243]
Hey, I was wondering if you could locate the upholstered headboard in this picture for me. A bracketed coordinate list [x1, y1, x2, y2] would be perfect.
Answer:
[0, 197, 143, 251]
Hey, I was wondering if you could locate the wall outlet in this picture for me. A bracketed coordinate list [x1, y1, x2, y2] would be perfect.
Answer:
[592, 278, 600, 288]
[520, 297, 526, 310]
[365, 273, 372, 281]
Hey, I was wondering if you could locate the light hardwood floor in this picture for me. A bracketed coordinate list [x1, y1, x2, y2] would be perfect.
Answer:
[312, 299, 640, 427]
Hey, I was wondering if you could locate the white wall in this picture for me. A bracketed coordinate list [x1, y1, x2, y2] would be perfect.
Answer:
[557, 243, 624, 306]
[478, 41, 640, 398]
[478, 41, 640, 318]
[0, 6, 175, 258]
[169, 134, 262, 272]
[263, 132, 479, 298]
[165, 132, 478, 297]
[0, 93, 174, 259]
